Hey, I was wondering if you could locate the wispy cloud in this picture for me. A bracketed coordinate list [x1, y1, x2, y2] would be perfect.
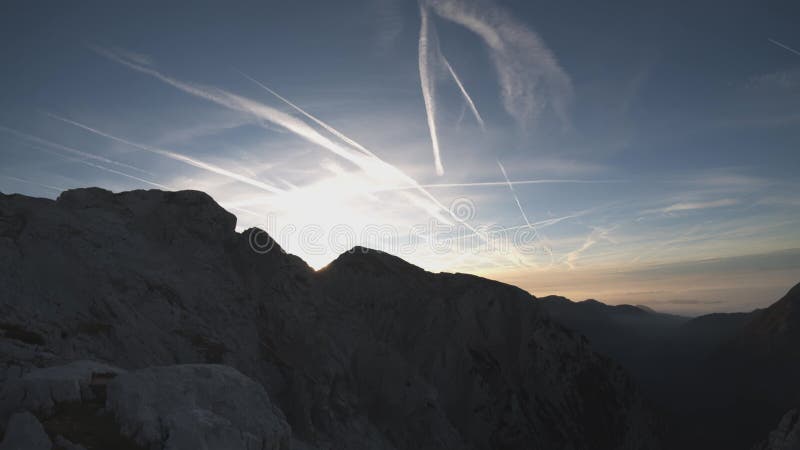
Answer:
[655, 198, 739, 214]
[371, 0, 406, 54]
[418, 4, 444, 175]
[565, 226, 616, 269]
[443, 56, 485, 130]
[426, 0, 573, 128]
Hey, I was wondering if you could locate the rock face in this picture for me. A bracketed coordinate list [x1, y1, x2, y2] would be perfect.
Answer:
[0, 360, 125, 422]
[0, 412, 52, 450]
[0, 188, 662, 449]
[106, 365, 290, 450]
[753, 409, 800, 450]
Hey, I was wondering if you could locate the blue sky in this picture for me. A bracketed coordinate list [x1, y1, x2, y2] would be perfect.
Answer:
[1, 0, 799, 314]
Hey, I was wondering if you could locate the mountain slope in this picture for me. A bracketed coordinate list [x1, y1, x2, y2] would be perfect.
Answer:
[723, 282, 800, 361]
[0, 188, 662, 450]
[535, 286, 799, 450]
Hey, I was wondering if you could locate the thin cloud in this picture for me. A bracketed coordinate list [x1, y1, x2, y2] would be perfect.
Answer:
[565, 226, 615, 269]
[656, 198, 739, 214]
[418, 4, 444, 175]
[497, 159, 531, 227]
[442, 56, 485, 129]
[426, 0, 573, 128]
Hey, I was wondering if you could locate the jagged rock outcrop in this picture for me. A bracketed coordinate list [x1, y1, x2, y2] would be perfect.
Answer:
[753, 409, 800, 450]
[0, 360, 124, 423]
[0, 188, 663, 449]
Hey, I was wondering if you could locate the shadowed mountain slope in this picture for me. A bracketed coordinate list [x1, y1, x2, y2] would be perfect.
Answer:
[536, 285, 800, 450]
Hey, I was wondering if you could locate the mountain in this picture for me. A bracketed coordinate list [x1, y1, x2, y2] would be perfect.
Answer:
[723, 282, 800, 362]
[537, 286, 800, 450]
[0, 188, 662, 450]
[537, 296, 688, 390]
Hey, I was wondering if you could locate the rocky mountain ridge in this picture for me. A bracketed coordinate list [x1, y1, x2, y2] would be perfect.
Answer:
[0, 188, 662, 450]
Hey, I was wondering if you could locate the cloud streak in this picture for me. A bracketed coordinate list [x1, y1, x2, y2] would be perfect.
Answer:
[238, 71, 376, 158]
[0, 125, 153, 176]
[48, 114, 284, 194]
[418, 4, 444, 175]
[643, 198, 740, 215]
[497, 160, 531, 227]
[373, 177, 626, 191]
[769, 38, 800, 57]
[0, 174, 64, 192]
[426, 0, 573, 127]
[89, 46, 504, 249]
[565, 227, 615, 269]
[443, 56, 485, 129]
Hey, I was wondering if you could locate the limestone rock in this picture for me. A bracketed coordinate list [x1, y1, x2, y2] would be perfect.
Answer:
[106, 364, 291, 450]
[0, 412, 52, 450]
[754, 409, 800, 450]
[0, 360, 124, 425]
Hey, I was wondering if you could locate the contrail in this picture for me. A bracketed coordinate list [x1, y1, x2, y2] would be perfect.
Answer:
[497, 160, 531, 227]
[442, 56, 485, 130]
[0, 125, 154, 176]
[244, 78, 497, 241]
[418, 4, 444, 175]
[768, 38, 800, 57]
[427, 0, 573, 127]
[0, 174, 64, 192]
[48, 114, 284, 195]
[373, 178, 625, 191]
[237, 71, 375, 158]
[88, 46, 393, 178]
[20, 141, 174, 190]
[81, 160, 174, 190]
[90, 46, 503, 252]
[87, 46, 361, 164]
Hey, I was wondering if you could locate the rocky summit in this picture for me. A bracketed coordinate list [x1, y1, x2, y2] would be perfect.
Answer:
[0, 188, 661, 450]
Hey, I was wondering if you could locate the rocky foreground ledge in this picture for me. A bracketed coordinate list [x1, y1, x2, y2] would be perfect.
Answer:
[0, 188, 661, 450]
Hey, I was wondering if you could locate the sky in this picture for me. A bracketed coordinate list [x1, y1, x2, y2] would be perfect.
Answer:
[1, 0, 799, 315]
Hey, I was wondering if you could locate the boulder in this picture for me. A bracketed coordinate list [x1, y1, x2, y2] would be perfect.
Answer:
[106, 364, 291, 450]
[0, 411, 52, 450]
[0, 361, 124, 426]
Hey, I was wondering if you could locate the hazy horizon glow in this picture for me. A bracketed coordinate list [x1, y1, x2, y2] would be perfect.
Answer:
[1, 0, 799, 315]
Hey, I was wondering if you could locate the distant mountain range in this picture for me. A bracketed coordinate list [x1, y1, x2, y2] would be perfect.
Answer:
[538, 284, 800, 449]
